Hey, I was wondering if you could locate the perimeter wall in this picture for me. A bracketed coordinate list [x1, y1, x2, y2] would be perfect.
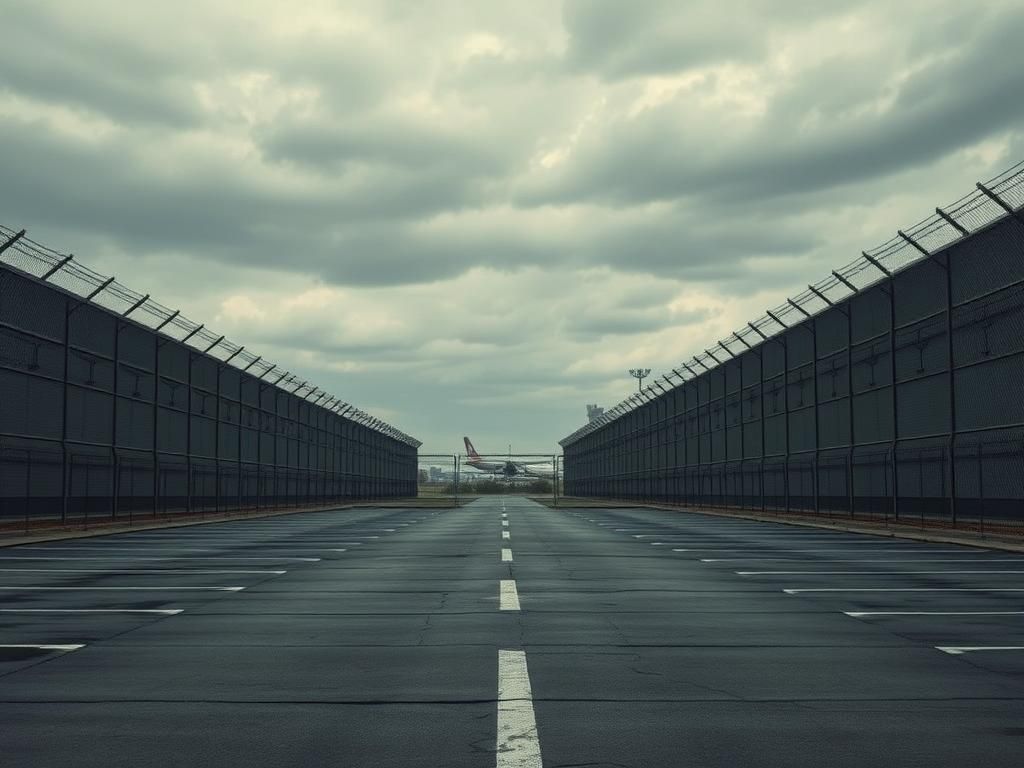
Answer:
[0, 239, 418, 524]
[562, 174, 1024, 532]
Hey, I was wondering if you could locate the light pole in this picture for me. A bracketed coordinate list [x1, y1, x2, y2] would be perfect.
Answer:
[628, 368, 651, 393]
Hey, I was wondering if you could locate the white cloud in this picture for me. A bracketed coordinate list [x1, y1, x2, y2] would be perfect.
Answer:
[2, 0, 1022, 451]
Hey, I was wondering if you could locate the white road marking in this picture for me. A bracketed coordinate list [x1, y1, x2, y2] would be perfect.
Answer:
[502, 531, 511, 540]
[502, 548, 513, 562]
[496, 649, 542, 768]
[0, 644, 85, 652]
[0, 608, 184, 615]
[0, 556, 320, 562]
[331, 549, 348, 553]
[502, 513, 508, 519]
[937, 646, 1024, 655]
[782, 593, 1024, 598]
[500, 580, 521, 611]
[702, 558, 1019, 563]
[0, 586, 244, 591]
[741, 570, 1024, 576]
[846, 611, 1024, 617]
[502, 521, 509, 528]
[0, 568, 285, 575]
[673, 548, 978, 554]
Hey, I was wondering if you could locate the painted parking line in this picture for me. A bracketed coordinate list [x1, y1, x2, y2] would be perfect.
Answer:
[937, 646, 1024, 655]
[0, 555, 320, 562]
[0, 586, 244, 591]
[502, 548, 513, 563]
[0, 608, 184, 615]
[702, 558, 1020, 563]
[0, 568, 286, 575]
[786, 593, 1024, 598]
[846, 611, 1024, 617]
[671, 548, 979, 554]
[500, 580, 521, 611]
[496, 649, 543, 768]
[740, 570, 1024, 576]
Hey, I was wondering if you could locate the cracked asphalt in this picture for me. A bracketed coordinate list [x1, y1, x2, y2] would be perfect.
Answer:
[3, 496, 1024, 766]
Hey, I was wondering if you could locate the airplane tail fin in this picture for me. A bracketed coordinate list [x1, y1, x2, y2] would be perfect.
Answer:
[463, 437, 481, 459]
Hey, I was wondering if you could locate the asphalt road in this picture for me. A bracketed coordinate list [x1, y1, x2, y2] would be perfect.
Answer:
[3, 497, 1024, 767]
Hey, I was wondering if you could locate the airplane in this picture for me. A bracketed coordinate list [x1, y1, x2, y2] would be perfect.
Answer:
[463, 437, 557, 479]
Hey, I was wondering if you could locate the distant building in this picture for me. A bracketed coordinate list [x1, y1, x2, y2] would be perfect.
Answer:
[586, 404, 605, 423]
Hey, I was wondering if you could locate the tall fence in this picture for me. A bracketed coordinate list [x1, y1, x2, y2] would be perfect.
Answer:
[561, 161, 1024, 534]
[0, 227, 420, 527]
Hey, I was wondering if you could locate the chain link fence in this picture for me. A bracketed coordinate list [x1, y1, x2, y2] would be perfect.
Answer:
[0, 228, 420, 530]
[562, 161, 1024, 535]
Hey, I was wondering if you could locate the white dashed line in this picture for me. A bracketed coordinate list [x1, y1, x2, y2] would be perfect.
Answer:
[502, 548, 513, 562]
[937, 646, 1024, 655]
[500, 580, 521, 611]
[502, 531, 511, 540]
[0, 644, 85, 652]
[496, 649, 543, 768]
[502, 521, 509, 528]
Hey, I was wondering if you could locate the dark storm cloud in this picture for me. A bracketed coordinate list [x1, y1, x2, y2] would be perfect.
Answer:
[529, 5, 1024, 209]
[1, 0, 1022, 451]
[561, 0, 855, 80]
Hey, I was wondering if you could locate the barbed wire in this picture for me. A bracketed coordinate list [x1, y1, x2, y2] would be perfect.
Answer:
[560, 159, 1024, 447]
[0, 225, 421, 448]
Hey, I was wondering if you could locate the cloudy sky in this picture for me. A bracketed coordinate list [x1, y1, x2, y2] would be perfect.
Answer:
[2, 1, 1023, 455]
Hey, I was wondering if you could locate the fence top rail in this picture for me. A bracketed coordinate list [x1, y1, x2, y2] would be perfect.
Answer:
[0, 224, 420, 449]
[560, 159, 1024, 448]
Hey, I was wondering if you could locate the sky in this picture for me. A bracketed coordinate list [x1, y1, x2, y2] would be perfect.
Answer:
[2, 0, 1023, 455]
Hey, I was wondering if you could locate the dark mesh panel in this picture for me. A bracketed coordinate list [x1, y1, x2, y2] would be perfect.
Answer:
[819, 399, 851, 448]
[894, 256, 946, 325]
[787, 325, 814, 368]
[119, 324, 154, 370]
[950, 215, 1024, 304]
[956, 355, 1024, 431]
[0, 328, 63, 378]
[851, 286, 890, 342]
[66, 386, 113, 444]
[0, 271, 65, 340]
[115, 398, 152, 450]
[0, 369, 62, 439]
[895, 317, 948, 381]
[69, 305, 115, 357]
[853, 388, 894, 444]
[897, 375, 951, 438]
[815, 308, 847, 356]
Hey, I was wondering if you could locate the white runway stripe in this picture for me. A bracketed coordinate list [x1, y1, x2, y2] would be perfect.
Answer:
[496, 649, 543, 768]
[500, 580, 521, 611]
